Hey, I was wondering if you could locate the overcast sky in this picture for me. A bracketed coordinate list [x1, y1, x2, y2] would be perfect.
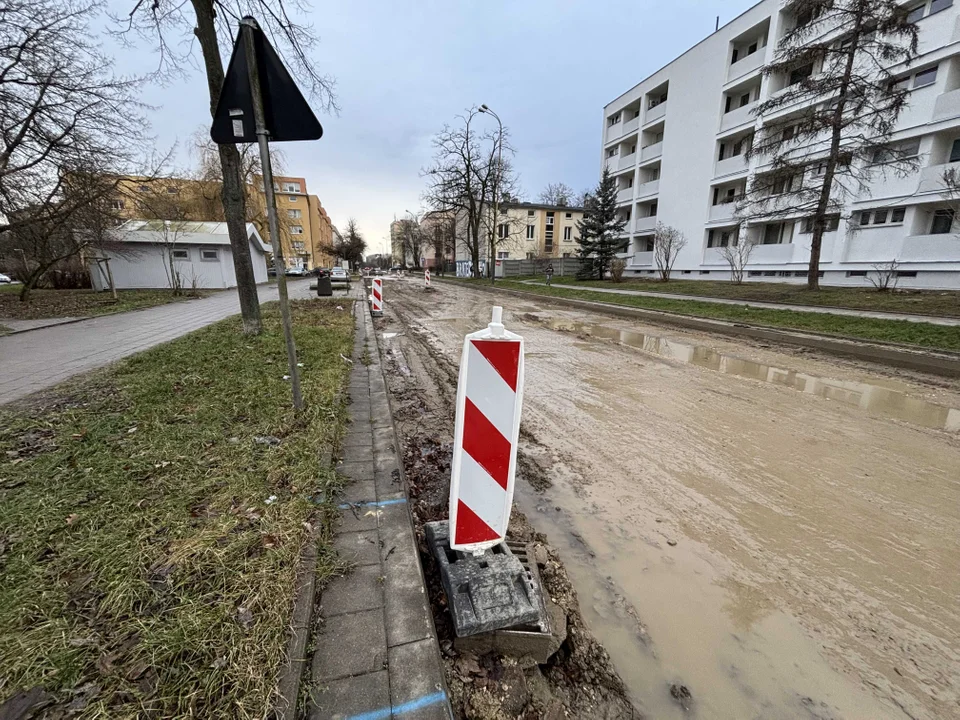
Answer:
[105, 0, 757, 255]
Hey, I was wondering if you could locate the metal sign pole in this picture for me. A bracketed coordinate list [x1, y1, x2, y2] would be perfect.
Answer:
[241, 18, 303, 410]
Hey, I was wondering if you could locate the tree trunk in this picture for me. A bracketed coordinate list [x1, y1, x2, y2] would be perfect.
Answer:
[808, 3, 861, 291]
[192, 0, 262, 334]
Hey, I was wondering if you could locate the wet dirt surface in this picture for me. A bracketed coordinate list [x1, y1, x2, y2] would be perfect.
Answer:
[378, 278, 960, 720]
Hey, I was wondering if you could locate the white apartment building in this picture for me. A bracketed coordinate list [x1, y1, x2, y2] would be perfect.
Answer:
[602, 0, 960, 289]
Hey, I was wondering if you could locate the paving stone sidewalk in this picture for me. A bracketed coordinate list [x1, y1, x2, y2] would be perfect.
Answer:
[308, 292, 452, 720]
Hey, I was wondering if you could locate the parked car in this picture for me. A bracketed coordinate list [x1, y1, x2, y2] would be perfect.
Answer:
[285, 267, 306, 276]
[0, 273, 12, 284]
[331, 267, 347, 279]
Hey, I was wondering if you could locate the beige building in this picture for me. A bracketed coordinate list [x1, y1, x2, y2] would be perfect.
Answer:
[113, 174, 334, 271]
[495, 202, 585, 259]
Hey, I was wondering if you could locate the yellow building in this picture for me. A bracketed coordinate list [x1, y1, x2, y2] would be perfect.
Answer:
[495, 202, 585, 259]
[113, 174, 334, 270]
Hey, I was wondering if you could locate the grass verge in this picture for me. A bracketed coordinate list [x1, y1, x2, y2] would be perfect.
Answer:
[0, 286, 205, 321]
[508, 275, 960, 318]
[0, 300, 354, 718]
[448, 279, 960, 352]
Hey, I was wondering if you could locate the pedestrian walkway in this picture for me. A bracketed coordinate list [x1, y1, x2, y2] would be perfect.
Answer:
[520, 280, 960, 326]
[308, 291, 451, 719]
[0, 280, 317, 405]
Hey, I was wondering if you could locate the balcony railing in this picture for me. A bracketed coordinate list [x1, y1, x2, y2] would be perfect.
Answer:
[645, 102, 666, 124]
[932, 88, 960, 123]
[918, 161, 960, 194]
[622, 116, 640, 136]
[708, 202, 737, 222]
[845, 230, 960, 263]
[605, 121, 622, 143]
[619, 152, 637, 171]
[634, 215, 658, 233]
[631, 251, 654, 266]
[605, 155, 619, 172]
[640, 142, 663, 162]
[714, 154, 749, 178]
[617, 187, 634, 204]
[727, 50, 764, 84]
[720, 102, 757, 133]
[635, 179, 659, 199]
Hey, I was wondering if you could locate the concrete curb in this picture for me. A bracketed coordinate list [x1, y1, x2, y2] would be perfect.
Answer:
[305, 288, 453, 719]
[0, 315, 93, 336]
[438, 279, 960, 379]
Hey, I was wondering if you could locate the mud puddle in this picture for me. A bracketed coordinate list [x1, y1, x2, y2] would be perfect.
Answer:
[542, 318, 960, 432]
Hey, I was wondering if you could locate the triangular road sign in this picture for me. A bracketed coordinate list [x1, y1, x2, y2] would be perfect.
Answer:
[211, 18, 323, 144]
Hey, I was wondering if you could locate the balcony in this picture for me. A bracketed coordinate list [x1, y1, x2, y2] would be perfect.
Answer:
[635, 179, 659, 199]
[917, 12, 960, 56]
[845, 229, 960, 263]
[917, 161, 960, 194]
[645, 102, 667, 125]
[932, 88, 960, 122]
[618, 152, 637, 171]
[605, 155, 619, 172]
[634, 215, 658, 233]
[714, 153, 749, 178]
[605, 121, 622, 143]
[631, 251, 655, 266]
[703, 247, 728, 266]
[708, 202, 737, 222]
[640, 142, 663, 162]
[622, 116, 640, 137]
[747, 243, 794, 264]
[727, 49, 764, 85]
[720, 102, 756, 133]
[617, 187, 634, 204]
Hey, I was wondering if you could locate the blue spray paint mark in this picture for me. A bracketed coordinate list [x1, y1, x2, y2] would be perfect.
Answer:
[337, 498, 407, 510]
[345, 690, 449, 719]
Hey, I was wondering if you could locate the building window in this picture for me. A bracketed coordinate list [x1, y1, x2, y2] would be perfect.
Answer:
[931, 0, 954, 15]
[800, 215, 840, 233]
[172, 249, 189, 260]
[288, 195, 298, 202]
[546, 213, 555, 226]
[607, 113, 621, 126]
[906, 2, 926, 22]
[897, 270, 918, 278]
[497, 251, 510, 259]
[700, 270, 711, 275]
[847, 270, 868, 277]
[527, 209, 535, 217]
[563, 227, 572, 241]
[111, 199, 125, 210]
[949, 138, 960, 163]
[707, 229, 736, 248]
[648, 90, 668, 109]
[930, 209, 955, 234]
[497, 223, 510, 239]
[288, 209, 302, 218]
[282, 182, 301, 192]
[565, 212, 573, 219]
[914, 65, 938, 88]
[788, 63, 814, 86]
[607, 147, 618, 158]
[762, 222, 791, 244]
[526, 224, 535, 239]
[166, 186, 179, 194]
[201, 249, 219, 261]
[290, 225, 304, 234]
[857, 207, 905, 226]
[872, 138, 921, 163]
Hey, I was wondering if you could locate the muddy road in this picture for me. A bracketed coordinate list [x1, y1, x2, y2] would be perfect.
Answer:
[377, 277, 960, 720]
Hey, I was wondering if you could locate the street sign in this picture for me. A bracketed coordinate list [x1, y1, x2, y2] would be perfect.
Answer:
[448, 307, 524, 552]
[211, 18, 323, 145]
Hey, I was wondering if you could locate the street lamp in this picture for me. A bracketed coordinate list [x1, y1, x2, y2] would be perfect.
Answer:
[478, 104, 503, 285]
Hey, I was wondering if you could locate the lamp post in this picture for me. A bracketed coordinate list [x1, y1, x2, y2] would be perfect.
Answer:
[479, 104, 502, 285]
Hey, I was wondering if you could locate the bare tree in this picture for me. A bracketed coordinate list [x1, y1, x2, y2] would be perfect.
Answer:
[121, 0, 337, 333]
[423, 210, 456, 275]
[422, 108, 517, 278]
[329, 219, 366, 268]
[395, 213, 426, 269]
[738, 0, 919, 290]
[538, 182, 576, 207]
[130, 186, 198, 294]
[653, 222, 687, 282]
[867, 259, 900, 291]
[717, 231, 757, 284]
[0, 0, 153, 301]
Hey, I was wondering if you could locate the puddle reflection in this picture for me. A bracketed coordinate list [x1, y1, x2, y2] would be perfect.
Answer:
[545, 319, 960, 432]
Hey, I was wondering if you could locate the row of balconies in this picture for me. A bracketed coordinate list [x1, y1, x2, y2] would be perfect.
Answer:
[628, 231, 960, 269]
[605, 101, 668, 144]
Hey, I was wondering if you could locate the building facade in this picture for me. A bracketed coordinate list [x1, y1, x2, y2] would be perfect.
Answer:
[113, 175, 334, 272]
[494, 202, 585, 260]
[602, 0, 960, 288]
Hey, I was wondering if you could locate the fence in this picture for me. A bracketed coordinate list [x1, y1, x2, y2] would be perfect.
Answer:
[497, 257, 583, 278]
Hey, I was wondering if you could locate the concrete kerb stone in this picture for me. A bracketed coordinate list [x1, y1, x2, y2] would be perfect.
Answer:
[309, 670, 389, 720]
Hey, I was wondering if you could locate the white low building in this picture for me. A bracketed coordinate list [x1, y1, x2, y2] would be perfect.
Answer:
[602, 0, 960, 289]
[89, 220, 271, 291]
